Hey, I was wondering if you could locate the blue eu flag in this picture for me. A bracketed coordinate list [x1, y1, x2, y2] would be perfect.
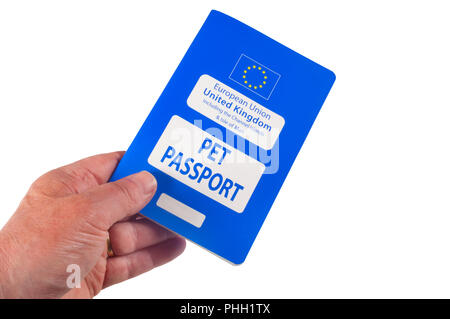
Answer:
[229, 54, 280, 100]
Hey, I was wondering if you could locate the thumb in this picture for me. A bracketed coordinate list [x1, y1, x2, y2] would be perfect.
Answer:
[80, 171, 157, 229]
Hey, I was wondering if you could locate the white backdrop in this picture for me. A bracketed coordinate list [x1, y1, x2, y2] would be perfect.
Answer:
[1, 1, 449, 298]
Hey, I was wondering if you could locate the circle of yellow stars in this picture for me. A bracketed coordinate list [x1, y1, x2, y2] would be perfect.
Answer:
[242, 65, 268, 90]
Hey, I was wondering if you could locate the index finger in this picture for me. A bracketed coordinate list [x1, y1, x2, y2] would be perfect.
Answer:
[31, 151, 125, 197]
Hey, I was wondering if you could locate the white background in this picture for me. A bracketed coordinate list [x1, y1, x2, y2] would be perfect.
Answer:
[0, 1, 449, 298]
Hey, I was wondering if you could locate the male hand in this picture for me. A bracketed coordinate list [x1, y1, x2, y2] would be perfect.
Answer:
[0, 151, 185, 298]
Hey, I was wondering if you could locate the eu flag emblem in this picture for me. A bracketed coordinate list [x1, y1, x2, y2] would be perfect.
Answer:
[229, 54, 280, 100]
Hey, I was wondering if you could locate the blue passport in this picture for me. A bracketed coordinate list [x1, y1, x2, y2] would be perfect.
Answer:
[110, 10, 335, 264]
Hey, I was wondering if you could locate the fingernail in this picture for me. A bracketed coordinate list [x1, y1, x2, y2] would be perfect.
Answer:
[129, 171, 157, 196]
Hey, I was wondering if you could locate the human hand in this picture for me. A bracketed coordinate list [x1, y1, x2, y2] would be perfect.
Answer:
[0, 151, 185, 299]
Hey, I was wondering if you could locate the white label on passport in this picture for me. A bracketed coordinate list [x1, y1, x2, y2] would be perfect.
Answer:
[187, 74, 285, 150]
[148, 115, 265, 213]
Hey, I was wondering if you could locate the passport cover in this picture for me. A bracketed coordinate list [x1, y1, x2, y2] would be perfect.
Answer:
[110, 10, 336, 264]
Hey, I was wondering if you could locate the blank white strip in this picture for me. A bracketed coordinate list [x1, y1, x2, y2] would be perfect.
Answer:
[156, 193, 206, 228]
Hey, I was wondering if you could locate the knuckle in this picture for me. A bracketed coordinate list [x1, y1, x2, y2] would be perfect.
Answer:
[28, 170, 56, 193]
[123, 258, 133, 280]
[61, 165, 100, 192]
[111, 257, 133, 282]
[66, 195, 110, 232]
[29, 169, 79, 196]
[108, 224, 128, 254]
[108, 228, 121, 252]
[111, 179, 143, 208]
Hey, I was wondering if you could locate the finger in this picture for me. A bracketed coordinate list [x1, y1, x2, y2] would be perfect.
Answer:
[109, 219, 177, 256]
[31, 151, 125, 197]
[103, 237, 186, 288]
[80, 171, 157, 230]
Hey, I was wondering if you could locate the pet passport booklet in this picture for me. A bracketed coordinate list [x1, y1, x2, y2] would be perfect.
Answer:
[110, 10, 335, 264]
